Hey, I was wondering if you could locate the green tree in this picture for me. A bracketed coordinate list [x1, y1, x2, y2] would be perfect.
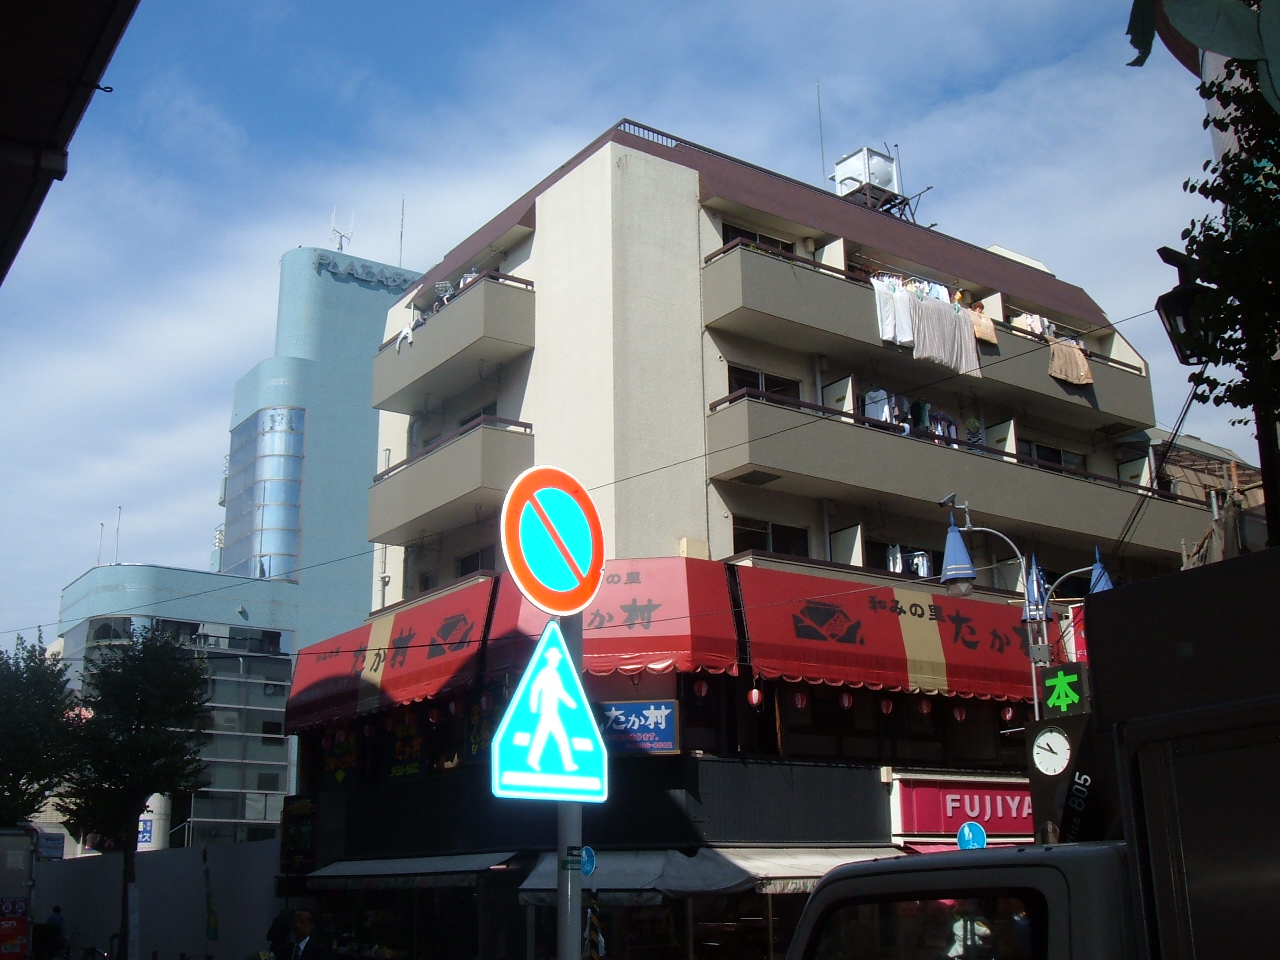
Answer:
[1180, 54, 1280, 541]
[0, 633, 72, 827]
[57, 627, 211, 960]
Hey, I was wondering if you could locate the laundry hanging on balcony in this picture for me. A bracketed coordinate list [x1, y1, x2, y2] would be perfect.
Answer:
[870, 275, 915, 346]
[1048, 336, 1094, 385]
[970, 304, 999, 345]
[908, 294, 982, 378]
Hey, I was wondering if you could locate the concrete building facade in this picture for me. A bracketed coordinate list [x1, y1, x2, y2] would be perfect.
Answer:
[279, 122, 1215, 960]
[369, 122, 1208, 606]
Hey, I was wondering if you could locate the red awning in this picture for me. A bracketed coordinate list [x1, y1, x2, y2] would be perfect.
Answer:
[286, 623, 371, 731]
[487, 558, 739, 677]
[583, 557, 738, 675]
[286, 578, 494, 731]
[375, 577, 494, 709]
[736, 566, 1048, 700]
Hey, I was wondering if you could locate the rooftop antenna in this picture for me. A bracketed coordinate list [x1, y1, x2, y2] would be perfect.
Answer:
[96, 522, 104, 566]
[330, 208, 355, 253]
[817, 79, 828, 189]
[113, 506, 121, 564]
[399, 196, 405, 268]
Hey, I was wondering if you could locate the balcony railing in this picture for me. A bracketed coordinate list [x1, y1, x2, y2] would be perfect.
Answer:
[373, 415, 533, 484]
[377, 270, 535, 353]
[707, 388, 1201, 506]
[703, 239, 1143, 376]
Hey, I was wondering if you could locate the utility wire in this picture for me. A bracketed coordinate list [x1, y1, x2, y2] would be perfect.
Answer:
[3, 306, 1166, 642]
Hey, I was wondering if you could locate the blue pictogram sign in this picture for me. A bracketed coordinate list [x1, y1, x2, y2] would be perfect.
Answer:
[491, 620, 609, 802]
[957, 821, 988, 849]
[581, 845, 597, 877]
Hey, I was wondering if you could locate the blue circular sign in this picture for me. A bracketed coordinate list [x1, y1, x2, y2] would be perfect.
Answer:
[581, 845, 597, 877]
[957, 821, 988, 850]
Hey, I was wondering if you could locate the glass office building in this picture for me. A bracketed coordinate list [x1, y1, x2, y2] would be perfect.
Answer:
[222, 407, 306, 580]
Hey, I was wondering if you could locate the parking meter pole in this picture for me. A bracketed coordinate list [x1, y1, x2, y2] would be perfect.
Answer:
[557, 612, 584, 960]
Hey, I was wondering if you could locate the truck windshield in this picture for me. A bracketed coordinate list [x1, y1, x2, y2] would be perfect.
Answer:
[809, 890, 1046, 960]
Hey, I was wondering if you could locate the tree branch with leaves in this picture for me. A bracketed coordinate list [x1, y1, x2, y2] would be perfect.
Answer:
[56, 628, 211, 960]
[0, 633, 72, 828]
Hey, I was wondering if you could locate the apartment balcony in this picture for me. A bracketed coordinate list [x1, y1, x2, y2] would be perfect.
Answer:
[701, 242, 1154, 433]
[373, 273, 534, 415]
[368, 417, 534, 546]
[706, 393, 1209, 560]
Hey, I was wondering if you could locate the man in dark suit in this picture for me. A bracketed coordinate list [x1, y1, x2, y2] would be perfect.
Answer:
[292, 910, 329, 960]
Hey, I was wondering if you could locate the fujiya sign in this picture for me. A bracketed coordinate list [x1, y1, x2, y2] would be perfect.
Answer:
[894, 777, 1033, 837]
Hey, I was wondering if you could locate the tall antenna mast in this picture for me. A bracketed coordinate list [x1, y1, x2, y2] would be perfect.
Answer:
[330, 208, 355, 252]
[816, 78, 828, 189]
[399, 197, 405, 268]
[114, 506, 122, 564]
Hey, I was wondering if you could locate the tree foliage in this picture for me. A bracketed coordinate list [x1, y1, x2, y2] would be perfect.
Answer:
[1181, 55, 1280, 420]
[56, 627, 211, 847]
[0, 634, 72, 827]
[55, 627, 211, 960]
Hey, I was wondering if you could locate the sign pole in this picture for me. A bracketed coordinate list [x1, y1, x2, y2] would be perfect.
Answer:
[558, 612, 584, 960]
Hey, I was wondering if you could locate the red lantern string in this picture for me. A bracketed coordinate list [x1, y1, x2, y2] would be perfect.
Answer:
[747, 687, 764, 709]
[693, 679, 709, 699]
[952, 705, 967, 722]
[917, 698, 933, 715]
[793, 691, 808, 710]
[879, 698, 894, 715]
[839, 691, 854, 710]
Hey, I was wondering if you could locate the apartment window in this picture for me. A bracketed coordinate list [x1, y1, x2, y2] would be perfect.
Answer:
[722, 223, 795, 255]
[1017, 440, 1087, 474]
[457, 545, 496, 578]
[728, 365, 802, 401]
[458, 401, 498, 428]
[733, 517, 810, 558]
[417, 570, 436, 593]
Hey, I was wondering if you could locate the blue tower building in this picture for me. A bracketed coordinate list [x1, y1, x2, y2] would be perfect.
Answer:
[55, 248, 419, 847]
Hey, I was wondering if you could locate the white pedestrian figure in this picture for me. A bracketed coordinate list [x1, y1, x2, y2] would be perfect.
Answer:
[527, 647, 578, 772]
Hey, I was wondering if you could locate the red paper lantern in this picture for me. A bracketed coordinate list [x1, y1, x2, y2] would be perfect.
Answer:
[747, 687, 764, 708]
[480, 692, 494, 713]
[879, 698, 894, 715]
[952, 705, 967, 722]
[334, 729, 346, 744]
[839, 690, 854, 710]
[917, 698, 933, 715]
[428, 708, 442, 724]
[449, 698, 463, 717]
[1000, 704, 1016, 722]
[693, 679, 710, 699]
[793, 691, 808, 710]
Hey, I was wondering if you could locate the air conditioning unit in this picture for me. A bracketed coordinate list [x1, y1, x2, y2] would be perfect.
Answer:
[831, 147, 901, 197]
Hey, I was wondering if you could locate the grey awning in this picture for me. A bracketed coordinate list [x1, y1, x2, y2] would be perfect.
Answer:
[518, 847, 902, 901]
[308, 852, 516, 889]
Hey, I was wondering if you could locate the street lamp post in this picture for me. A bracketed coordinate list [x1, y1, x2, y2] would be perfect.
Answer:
[939, 498, 1051, 720]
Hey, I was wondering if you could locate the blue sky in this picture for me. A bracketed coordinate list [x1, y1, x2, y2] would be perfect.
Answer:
[0, 1, 1246, 645]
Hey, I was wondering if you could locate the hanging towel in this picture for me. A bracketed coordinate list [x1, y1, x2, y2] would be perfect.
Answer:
[870, 277, 897, 342]
[910, 296, 951, 367]
[1049, 337, 1094, 385]
[891, 286, 915, 346]
[954, 305, 983, 378]
[970, 307, 999, 345]
[864, 389, 891, 422]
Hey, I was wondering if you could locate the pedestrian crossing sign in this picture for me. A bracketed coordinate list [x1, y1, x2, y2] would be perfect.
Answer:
[491, 619, 609, 802]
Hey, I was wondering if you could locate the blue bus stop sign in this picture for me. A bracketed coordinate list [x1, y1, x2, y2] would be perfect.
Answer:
[957, 821, 988, 849]
[491, 620, 609, 802]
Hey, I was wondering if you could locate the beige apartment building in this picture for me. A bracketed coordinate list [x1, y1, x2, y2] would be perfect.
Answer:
[367, 121, 1210, 608]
